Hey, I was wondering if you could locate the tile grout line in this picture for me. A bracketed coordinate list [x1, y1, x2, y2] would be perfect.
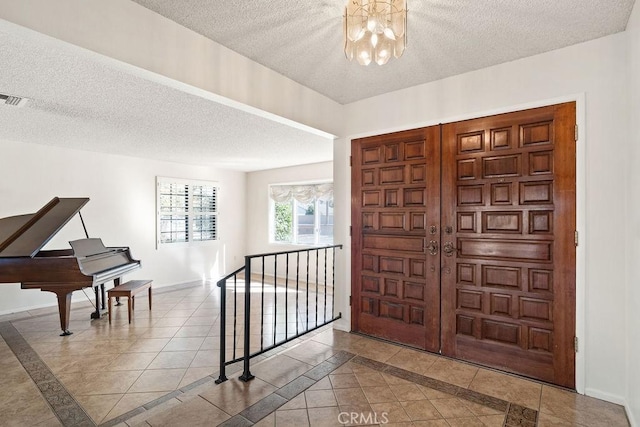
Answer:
[0, 281, 208, 325]
[351, 355, 542, 427]
[4, 302, 539, 427]
[97, 364, 245, 427]
[214, 350, 540, 426]
[0, 321, 96, 427]
[0, 284, 309, 425]
[0, 282, 224, 427]
[218, 350, 357, 426]
[230, 351, 538, 427]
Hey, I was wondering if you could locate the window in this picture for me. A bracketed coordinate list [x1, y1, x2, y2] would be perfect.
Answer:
[157, 177, 218, 245]
[270, 183, 333, 245]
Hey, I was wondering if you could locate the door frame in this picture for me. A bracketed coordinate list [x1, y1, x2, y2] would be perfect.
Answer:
[344, 93, 586, 393]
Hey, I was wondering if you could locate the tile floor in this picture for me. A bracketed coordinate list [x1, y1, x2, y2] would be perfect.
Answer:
[0, 280, 631, 427]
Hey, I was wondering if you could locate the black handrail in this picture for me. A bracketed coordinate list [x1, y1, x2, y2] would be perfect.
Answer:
[215, 244, 343, 384]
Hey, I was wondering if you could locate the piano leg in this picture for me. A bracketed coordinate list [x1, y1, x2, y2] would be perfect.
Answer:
[26, 286, 78, 335]
[91, 285, 101, 319]
[54, 291, 73, 336]
[100, 283, 106, 309]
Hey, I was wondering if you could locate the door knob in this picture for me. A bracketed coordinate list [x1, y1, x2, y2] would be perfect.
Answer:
[425, 240, 439, 256]
[443, 242, 457, 257]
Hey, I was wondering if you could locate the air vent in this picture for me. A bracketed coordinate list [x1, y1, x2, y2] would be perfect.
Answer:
[0, 93, 28, 107]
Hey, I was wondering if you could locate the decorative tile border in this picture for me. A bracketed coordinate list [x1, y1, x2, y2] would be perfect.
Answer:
[0, 322, 96, 427]
[506, 403, 538, 427]
[2, 299, 540, 427]
[0, 282, 219, 427]
[0, 281, 331, 426]
[212, 351, 539, 426]
[350, 355, 540, 425]
[220, 350, 357, 427]
[356, 356, 511, 412]
[98, 363, 244, 427]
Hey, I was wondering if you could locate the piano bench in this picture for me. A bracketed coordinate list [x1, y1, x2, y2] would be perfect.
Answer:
[107, 280, 152, 324]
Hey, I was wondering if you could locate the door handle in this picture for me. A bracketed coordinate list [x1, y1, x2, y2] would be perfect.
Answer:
[443, 242, 457, 257]
[425, 240, 439, 256]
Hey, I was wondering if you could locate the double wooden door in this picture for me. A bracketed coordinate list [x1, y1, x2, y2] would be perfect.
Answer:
[351, 103, 576, 388]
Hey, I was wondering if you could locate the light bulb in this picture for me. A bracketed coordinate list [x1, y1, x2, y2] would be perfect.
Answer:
[367, 12, 385, 34]
[356, 33, 373, 65]
[358, 50, 372, 66]
[383, 28, 396, 40]
[375, 37, 392, 65]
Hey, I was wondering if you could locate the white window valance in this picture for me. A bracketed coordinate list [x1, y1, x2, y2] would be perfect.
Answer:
[269, 183, 333, 204]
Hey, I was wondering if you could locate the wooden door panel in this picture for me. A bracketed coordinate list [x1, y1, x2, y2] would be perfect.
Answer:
[441, 103, 576, 388]
[350, 102, 576, 388]
[352, 127, 441, 352]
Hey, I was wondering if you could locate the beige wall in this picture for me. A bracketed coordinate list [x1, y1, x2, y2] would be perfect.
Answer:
[335, 33, 628, 402]
[246, 161, 333, 256]
[245, 162, 335, 282]
[625, 0, 640, 424]
[0, 139, 246, 314]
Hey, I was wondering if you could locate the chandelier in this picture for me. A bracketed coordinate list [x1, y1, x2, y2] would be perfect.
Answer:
[344, 0, 407, 66]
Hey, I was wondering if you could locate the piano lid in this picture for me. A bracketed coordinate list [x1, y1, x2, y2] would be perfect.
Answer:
[0, 197, 90, 258]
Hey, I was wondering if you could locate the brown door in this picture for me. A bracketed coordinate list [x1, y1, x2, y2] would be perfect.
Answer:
[440, 103, 576, 388]
[351, 127, 441, 351]
[351, 103, 576, 388]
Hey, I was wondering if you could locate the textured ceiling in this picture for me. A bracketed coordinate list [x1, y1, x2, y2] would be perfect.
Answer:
[131, 0, 636, 104]
[0, 1, 635, 172]
[0, 24, 333, 172]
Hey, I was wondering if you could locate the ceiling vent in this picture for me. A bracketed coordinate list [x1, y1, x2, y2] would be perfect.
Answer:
[0, 93, 28, 107]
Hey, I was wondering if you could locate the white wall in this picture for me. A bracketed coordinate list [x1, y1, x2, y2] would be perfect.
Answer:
[245, 162, 336, 285]
[0, 139, 246, 314]
[625, 0, 640, 424]
[246, 161, 333, 257]
[335, 32, 629, 402]
[238, 162, 344, 296]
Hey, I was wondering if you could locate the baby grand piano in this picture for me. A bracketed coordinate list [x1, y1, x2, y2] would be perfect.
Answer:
[0, 197, 141, 335]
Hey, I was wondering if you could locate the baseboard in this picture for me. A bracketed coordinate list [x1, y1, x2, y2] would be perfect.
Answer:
[584, 388, 626, 405]
[0, 301, 53, 317]
[0, 279, 204, 317]
[332, 318, 350, 332]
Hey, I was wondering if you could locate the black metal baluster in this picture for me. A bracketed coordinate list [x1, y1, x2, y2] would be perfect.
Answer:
[296, 252, 300, 336]
[240, 257, 254, 382]
[315, 249, 319, 328]
[273, 255, 277, 347]
[306, 250, 310, 330]
[222, 245, 342, 384]
[260, 256, 265, 352]
[324, 247, 328, 323]
[285, 253, 289, 340]
[215, 276, 227, 383]
[332, 247, 336, 319]
[232, 274, 238, 360]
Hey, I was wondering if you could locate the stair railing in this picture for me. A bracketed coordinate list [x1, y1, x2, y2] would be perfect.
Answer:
[215, 244, 342, 383]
